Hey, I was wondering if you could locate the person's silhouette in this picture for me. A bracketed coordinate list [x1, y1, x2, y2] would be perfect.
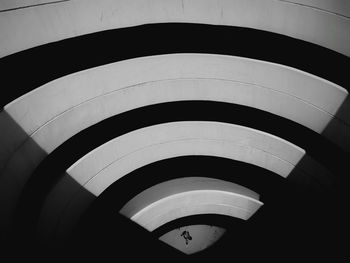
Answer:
[181, 230, 192, 245]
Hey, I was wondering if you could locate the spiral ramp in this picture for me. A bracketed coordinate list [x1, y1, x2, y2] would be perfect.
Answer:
[0, 0, 349, 260]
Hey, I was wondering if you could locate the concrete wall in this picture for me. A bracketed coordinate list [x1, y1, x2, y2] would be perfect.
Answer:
[121, 177, 261, 217]
[129, 190, 261, 231]
[120, 177, 262, 231]
[67, 121, 307, 195]
[1, 0, 349, 58]
[0, 0, 65, 10]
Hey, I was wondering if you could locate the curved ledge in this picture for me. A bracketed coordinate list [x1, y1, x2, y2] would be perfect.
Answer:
[2, 54, 348, 182]
[128, 191, 260, 232]
[121, 177, 261, 216]
[0, 0, 349, 58]
[5, 54, 347, 135]
[120, 177, 262, 231]
[66, 121, 307, 196]
[14, 77, 350, 153]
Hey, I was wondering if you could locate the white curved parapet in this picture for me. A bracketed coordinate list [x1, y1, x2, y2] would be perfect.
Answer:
[2, 54, 348, 176]
[0, 0, 349, 58]
[128, 190, 260, 232]
[120, 177, 261, 217]
[120, 177, 263, 232]
[67, 121, 306, 196]
[6, 54, 347, 138]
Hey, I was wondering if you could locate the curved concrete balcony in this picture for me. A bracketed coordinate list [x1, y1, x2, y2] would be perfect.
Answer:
[120, 177, 262, 231]
[0, 0, 349, 58]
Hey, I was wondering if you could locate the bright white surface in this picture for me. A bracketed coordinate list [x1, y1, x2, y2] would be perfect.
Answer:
[67, 121, 306, 196]
[3, 54, 348, 161]
[129, 190, 261, 231]
[159, 225, 226, 255]
[120, 177, 262, 231]
[120, 177, 261, 218]
[0, 0, 349, 58]
[2, 0, 348, 17]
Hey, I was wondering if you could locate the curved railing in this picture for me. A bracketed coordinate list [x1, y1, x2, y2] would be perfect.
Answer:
[120, 177, 262, 231]
[1, 0, 349, 58]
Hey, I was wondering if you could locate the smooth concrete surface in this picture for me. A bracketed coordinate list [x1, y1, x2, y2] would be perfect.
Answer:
[14, 77, 349, 154]
[120, 177, 261, 218]
[120, 178, 262, 232]
[0, 111, 29, 171]
[0, 0, 349, 58]
[128, 190, 261, 232]
[6, 54, 347, 137]
[37, 173, 95, 242]
[2, 0, 348, 17]
[159, 225, 226, 255]
[67, 121, 306, 195]
[82, 138, 301, 195]
[0, 0, 66, 11]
